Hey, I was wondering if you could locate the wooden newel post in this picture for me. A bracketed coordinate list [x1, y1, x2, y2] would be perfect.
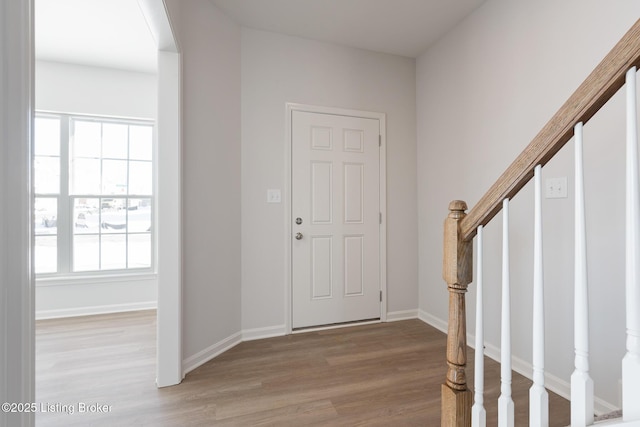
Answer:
[441, 200, 473, 427]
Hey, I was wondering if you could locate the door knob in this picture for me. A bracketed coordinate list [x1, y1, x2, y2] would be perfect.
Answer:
[295, 232, 303, 240]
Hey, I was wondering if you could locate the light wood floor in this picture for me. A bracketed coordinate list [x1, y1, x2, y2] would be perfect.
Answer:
[36, 311, 571, 426]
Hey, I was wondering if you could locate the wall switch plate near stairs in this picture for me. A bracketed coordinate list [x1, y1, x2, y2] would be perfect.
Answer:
[545, 177, 568, 198]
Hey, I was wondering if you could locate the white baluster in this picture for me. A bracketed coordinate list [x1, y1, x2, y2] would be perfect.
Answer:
[530, 165, 549, 427]
[571, 121, 594, 426]
[472, 225, 486, 427]
[498, 198, 514, 427]
[624, 66, 640, 421]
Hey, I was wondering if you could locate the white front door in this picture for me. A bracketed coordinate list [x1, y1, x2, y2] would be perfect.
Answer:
[291, 110, 381, 329]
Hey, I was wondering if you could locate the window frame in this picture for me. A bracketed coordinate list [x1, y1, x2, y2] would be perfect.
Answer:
[34, 112, 156, 279]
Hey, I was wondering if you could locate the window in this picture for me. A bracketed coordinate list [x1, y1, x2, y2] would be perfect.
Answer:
[34, 113, 154, 276]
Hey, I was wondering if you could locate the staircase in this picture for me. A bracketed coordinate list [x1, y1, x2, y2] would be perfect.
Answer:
[441, 19, 640, 427]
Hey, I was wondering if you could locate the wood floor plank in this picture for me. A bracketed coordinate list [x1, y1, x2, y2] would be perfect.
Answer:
[36, 312, 571, 426]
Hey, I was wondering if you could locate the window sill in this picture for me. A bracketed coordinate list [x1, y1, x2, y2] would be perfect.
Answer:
[35, 272, 158, 287]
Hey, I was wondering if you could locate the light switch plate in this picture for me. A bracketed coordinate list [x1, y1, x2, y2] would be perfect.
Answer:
[267, 189, 281, 203]
[545, 177, 568, 199]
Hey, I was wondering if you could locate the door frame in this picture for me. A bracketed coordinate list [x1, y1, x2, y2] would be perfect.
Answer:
[284, 103, 387, 334]
[1, 2, 181, 424]
[138, 0, 184, 388]
[1, 1, 35, 425]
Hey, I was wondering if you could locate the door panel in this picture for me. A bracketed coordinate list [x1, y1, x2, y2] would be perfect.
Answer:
[311, 162, 333, 224]
[311, 236, 333, 299]
[344, 235, 364, 296]
[344, 163, 364, 223]
[292, 110, 380, 329]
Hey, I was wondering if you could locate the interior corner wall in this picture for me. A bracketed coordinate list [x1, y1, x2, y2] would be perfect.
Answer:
[241, 28, 418, 331]
[164, 0, 242, 362]
[417, 0, 640, 408]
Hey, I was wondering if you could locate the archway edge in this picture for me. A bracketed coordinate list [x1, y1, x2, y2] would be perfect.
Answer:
[138, 0, 183, 387]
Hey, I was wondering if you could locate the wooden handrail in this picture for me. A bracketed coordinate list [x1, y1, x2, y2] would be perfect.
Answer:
[442, 19, 640, 427]
[460, 18, 640, 242]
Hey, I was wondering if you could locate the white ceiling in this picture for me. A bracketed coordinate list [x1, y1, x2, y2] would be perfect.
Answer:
[35, 0, 487, 73]
[210, 0, 487, 58]
[35, 0, 158, 73]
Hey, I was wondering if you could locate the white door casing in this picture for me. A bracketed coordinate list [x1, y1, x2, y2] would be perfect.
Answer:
[1, 3, 181, 425]
[135, 0, 183, 387]
[2, 0, 35, 426]
[290, 107, 385, 329]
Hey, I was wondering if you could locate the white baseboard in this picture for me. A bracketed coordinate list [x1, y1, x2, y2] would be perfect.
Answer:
[418, 309, 447, 332]
[417, 309, 619, 416]
[594, 395, 622, 416]
[182, 331, 243, 375]
[182, 310, 418, 375]
[181, 310, 620, 415]
[181, 312, 423, 377]
[386, 309, 419, 322]
[181, 314, 423, 376]
[242, 324, 286, 341]
[36, 301, 157, 320]
[181, 325, 287, 375]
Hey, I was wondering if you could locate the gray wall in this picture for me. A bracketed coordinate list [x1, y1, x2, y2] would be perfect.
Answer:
[417, 0, 640, 409]
[35, 60, 156, 118]
[165, 0, 242, 362]
[240, 28, 418, 331]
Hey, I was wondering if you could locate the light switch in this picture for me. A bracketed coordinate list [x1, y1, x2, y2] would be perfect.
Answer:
[545, 177, 568, 199]
[267, 189, 281, 203]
